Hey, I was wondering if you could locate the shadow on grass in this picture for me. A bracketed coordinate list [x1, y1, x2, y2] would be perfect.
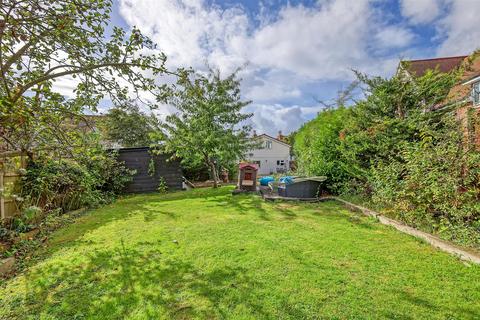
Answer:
[223, 195, 303, 221]
[390, 289, 480, 319]
[20, 241, 269, 319]
[225, 195, 271, 221]
[31, 189, 234, 264]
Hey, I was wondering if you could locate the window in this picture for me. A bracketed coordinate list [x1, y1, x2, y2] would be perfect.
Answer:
[265, 140, 272, 149]
[277, 160, 285, 166]
[473, 81, 480, 106]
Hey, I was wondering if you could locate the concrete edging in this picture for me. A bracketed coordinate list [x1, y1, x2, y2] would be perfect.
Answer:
[323, 196, 480, 265]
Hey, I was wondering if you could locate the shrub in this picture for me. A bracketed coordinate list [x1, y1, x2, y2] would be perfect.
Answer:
[19, 153, 134, 213]
[294, 68, 480, 247]
[157, 177, 168, 194]
[85, 151, 136, 197]
[20, 158, 101, 212]
[369, 119, 480, 246]
[293, 107, 351, 193]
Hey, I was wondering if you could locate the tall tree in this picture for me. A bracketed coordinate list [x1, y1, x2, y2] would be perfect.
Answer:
[154, 69, 253, 187]
[103, 102, 160, 148]
[0, 0, 170, 155]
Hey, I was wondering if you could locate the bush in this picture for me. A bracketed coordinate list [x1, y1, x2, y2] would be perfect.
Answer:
[85, 151, 136, 197]
[369, 119, 480, 246]
[293, 68, 480, 247]
[20, 158, 101, 212]
[157, 177, 168, 194]
[19, 153, 134, 213]
[293, 107, 351, 193]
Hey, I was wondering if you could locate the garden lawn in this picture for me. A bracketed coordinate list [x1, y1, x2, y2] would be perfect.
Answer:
[1, 187, 479, 319]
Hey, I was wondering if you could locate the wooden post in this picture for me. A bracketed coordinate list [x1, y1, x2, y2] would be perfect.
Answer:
[0, 171, 4, 220]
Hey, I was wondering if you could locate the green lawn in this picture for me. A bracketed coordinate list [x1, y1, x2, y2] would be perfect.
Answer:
[1, 187, 479, 319]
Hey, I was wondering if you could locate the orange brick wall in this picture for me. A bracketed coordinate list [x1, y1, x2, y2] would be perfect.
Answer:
[446, 52, 480, 148]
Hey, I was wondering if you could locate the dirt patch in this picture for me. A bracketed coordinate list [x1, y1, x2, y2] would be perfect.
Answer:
[0, 257, 15, 276]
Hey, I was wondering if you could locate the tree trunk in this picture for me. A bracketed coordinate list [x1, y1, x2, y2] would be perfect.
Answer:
[209, 161, 219, 188]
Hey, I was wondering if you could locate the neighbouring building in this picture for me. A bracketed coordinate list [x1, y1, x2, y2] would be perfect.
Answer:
[245, 132, 292, 175]
[398, 52, 480, 147]
[445, 52, 480, 147]
[397, 55, 467, 79]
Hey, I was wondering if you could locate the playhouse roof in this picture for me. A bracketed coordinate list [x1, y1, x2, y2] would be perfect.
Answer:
[239, 163, 259, 170]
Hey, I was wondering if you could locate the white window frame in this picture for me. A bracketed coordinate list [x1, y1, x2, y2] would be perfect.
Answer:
[265, 140, 272, 149]
[277, 160, 285, 166]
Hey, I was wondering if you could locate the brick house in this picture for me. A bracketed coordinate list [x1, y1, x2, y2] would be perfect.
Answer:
[445, 53, 480, 146]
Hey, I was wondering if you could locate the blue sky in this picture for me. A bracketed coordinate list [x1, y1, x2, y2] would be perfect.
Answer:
[105, 0, 480, 135]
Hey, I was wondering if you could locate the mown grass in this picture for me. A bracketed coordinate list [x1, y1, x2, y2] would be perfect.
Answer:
[1, 186, 479, 319]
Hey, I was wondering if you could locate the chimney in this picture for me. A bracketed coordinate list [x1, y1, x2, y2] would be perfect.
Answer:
[277, 130, 282, 139]
[253, 130, 257, 137]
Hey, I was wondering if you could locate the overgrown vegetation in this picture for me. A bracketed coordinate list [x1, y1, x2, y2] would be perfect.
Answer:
[0, 0, 169, 155]
[0, 144, 134, 247]
[157, 176, 168, 194]
[294, 67, 480, 247]
[293, 106, 350, 192]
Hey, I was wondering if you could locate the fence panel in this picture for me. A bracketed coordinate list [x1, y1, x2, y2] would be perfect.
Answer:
[0, 152, 27, 220]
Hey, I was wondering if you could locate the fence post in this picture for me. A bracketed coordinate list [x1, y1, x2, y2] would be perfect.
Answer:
[0, 171, 4, 220]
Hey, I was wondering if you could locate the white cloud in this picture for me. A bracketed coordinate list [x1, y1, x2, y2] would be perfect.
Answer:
[246, 84, 301, 102]
[436, 0, 480, 56]
[116, 0, 410, 134]
[245, 103, 323, 136]
[247, 1, 375, 80]
[374, 26, 415, 49]
[119, 0, 399, 79]
[50, 75, 80, 97]
[243, 70, 306, 102]
[400, 0, 441, 24]
[119, 0, 250, 73]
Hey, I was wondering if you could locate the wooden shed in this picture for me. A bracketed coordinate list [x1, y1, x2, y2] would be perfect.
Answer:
[116, 147, 183, 193]
[237, 163, 259, 192]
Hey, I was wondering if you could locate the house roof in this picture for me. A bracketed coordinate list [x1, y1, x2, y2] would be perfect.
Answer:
[432, 52, 480, 110]
[254, 133, 291, 147]
[402, 55, 467, 77]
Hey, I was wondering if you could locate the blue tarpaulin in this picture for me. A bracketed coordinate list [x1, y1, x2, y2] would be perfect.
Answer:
[279, 176, 294, 185]
[259, 176, 275, 186]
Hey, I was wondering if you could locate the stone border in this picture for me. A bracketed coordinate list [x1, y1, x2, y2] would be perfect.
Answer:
[322, 196, 480, 265]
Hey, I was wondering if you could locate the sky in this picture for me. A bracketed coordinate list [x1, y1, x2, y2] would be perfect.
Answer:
[102, 0, 480, 135]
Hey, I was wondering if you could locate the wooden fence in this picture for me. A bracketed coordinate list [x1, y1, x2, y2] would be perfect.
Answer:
[0, 151, 27, 220]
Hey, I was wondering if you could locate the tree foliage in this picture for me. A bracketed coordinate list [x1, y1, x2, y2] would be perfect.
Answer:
[294, 68, 480, 246]
[338, 70, 458, 187]
[293, 107, 350, 192]
[103, 102, 160, 148]
[0, 0, 169, 154]
[153, 69, 253, 187]
[0, 0, 164, 234]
